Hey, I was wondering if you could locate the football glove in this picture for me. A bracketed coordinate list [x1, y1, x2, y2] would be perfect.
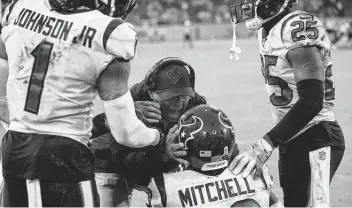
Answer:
[229, 138, 273, 179]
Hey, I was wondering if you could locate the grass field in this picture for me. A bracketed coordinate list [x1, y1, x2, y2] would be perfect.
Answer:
[1, 39, 351, 206]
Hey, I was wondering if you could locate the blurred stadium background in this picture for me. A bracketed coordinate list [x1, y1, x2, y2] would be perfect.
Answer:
[125, 0, 352, 206]
[1, 0, 352, 206]
[126, 0, 352, 47]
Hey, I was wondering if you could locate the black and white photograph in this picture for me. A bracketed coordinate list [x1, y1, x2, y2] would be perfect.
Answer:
[0, 0, 351, 207]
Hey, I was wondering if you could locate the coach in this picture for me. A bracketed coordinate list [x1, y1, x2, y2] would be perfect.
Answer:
[90, 57, 206, 207]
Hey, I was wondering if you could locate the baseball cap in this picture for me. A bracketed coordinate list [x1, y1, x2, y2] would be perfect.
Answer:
[155, 65, 195, 100]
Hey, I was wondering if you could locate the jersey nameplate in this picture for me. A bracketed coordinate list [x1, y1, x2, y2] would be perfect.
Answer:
[14, 8, 96, 48]
[178, 176, 255, 207]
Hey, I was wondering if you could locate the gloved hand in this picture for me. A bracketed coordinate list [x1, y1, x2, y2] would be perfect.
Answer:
[229, 138, 273, 179]
[162, 125, 189, 167]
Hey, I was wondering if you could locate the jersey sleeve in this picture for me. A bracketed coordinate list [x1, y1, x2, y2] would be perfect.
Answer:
[103, 19, 138, 61]
[1, 0, 19, 41]
[281, 12, 330, 56]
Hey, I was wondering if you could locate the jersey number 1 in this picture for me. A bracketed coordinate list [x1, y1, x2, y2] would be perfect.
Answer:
[24, 41, 53, 114]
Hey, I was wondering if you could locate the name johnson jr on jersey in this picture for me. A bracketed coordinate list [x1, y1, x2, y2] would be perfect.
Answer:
[13, 8, 96, 48]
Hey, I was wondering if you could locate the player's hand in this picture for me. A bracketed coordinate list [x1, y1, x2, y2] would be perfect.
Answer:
[134, 101, 162, 124]
[163, 125, 189, 167]
[229, 138, 273, 179]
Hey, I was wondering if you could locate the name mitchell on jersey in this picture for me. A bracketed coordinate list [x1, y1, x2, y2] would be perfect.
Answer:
[178, 176, 255, 207]
[12, 8, 96, 48]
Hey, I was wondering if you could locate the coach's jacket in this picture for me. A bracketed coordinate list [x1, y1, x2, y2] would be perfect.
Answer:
[90, 80, 206, 186]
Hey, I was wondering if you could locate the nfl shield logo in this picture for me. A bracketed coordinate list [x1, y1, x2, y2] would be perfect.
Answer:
[319, 151, 326, 160]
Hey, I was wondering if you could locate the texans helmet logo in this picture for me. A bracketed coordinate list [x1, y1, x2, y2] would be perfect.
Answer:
[218, 111, 235, 134]
[178, 115, 204, 149]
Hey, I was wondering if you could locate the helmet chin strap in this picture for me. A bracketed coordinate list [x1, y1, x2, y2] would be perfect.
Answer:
[229, 23, 242, 61]
[109, 0, 116, 17]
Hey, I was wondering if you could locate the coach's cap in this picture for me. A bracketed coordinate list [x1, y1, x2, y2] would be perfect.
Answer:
[155, 65, 195, 100]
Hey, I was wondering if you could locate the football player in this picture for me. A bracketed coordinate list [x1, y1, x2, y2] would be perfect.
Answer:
[90, 57, 206, 206]
[227, 0, 345, 207]
[183, 20, 194, 49]
[147, 104, 283, 207]
[0, 0, 11, 127]
[0, 0, 166, 206]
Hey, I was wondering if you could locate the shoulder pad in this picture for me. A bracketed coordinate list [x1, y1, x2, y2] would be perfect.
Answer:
[103, 19, 137, 60]
[281, 11, 329, 50]
[2, 0, 18, 27]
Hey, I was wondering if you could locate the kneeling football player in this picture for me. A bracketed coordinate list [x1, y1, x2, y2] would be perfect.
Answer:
[147, 104, 283, 207]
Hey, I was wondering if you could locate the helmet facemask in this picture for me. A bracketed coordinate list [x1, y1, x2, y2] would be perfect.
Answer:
[97, 0, 137, 19]
[229, 0, 296, 31]
[49, 0, 86, 13]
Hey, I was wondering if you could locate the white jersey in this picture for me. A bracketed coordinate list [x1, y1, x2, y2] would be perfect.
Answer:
[1, 0, 137, 145]
[147, 167, 274, 207]
[258, 10, 335, 135]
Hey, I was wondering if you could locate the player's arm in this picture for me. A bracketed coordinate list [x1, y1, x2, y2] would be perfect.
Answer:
[0, 37, 9, 124]
[231, 46, 324, 178]
[97, 58, 161, 148]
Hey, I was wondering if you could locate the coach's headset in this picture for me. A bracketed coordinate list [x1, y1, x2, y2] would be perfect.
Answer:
[144, 57, 196, 95]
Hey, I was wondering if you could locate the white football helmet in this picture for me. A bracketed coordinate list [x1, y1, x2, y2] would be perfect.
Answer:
[228, 0, 299, 30]
[49, 0, 137, 19]
[97, 0, 137, 19]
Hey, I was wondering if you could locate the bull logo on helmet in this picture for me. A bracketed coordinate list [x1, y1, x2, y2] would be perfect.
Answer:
[178, 115, 204, 149]
[218, 112, 235, 135]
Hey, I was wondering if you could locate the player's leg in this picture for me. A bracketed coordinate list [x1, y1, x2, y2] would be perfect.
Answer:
[40, 178, 99, 207]
[2, 178, 28, 206]
[279, 121, 345, 207]
[188, 34, 194, 49]
[95, 172, 130, 207]
[2, 131, 98, 206]
[4, 178, 99, 207]
[279, 146, 311, 207]
[307, 146, 344, 207]
[183, 34, 187, 48]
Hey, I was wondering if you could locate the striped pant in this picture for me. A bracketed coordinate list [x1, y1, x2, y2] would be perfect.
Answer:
[2, 178, 99, 207]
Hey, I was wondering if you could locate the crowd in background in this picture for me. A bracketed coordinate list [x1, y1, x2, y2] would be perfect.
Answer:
[125, 0, 352, 48]
[127, 0, 351, 25]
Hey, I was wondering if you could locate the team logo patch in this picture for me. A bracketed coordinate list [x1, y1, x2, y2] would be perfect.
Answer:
[319, 151, 326, 160]
[167, 69, 182, 85]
